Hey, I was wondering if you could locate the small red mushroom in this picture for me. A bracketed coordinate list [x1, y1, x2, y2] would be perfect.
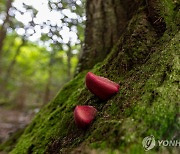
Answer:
[86, 72, 119, 100]
[74, 105, 97, 129]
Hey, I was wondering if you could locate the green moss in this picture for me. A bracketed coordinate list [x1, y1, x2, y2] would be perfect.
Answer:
[87, 31, 179, 153]
[9, 3, 180, 154]
[160, 0, 180, 32]
[74, 30, 179, 154]
[10, 71, 87, 154]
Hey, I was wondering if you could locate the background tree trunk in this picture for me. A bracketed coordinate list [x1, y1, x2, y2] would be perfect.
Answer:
[67, 44, 72, 80]
[0, 0, 12, 75]
[1, 0, 179, 153]
[4, 39, 25, 81]
[43, 53, 54, 104]
[43, 68, 52, 105]
[0, 39, 25, 98]
[0, 0, 12, 58]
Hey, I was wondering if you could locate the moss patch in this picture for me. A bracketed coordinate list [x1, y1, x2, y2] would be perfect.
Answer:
[8, 71, 87, 153]
[8, 2, 180, 154]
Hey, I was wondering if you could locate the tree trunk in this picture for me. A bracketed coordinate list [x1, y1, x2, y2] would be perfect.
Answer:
[0, 39, 25, 98]
[0, 0, 12, 58]
[4, 39, 25, 81]
[0, 0, 12, 75]
[67, 44, 72, 80]
[43, 68, 52, 105]
[3, 0, 180, 153]
[43, 53, 54, 104]
[76, 0, 140, 73]
[15, 82, 27, 110]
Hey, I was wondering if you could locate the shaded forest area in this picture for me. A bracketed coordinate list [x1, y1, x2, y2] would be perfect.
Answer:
[0, 0, 85, 143]
[0, 0, 180, 154]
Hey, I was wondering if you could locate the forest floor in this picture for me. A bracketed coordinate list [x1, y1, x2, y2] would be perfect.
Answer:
[0, 107, 35, 143]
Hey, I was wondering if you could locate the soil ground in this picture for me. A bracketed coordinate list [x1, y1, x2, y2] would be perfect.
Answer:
[0, 107, 35, 143]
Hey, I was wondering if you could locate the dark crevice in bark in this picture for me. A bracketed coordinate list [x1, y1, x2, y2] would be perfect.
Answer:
[145, 0, 166, 37]
[27, 144, 35, 154]
[99, 10, 158, 77]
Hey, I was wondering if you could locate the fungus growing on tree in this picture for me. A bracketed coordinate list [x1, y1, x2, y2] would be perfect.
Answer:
[86, 72, 119, 100]
[74, 105, 97, 129]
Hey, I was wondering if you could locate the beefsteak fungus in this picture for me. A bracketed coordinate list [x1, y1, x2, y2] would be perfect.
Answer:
[74, 105, 97, 129]
[85, 72, 119, 100]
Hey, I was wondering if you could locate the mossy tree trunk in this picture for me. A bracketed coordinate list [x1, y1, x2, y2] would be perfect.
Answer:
[1, 0, 179, 153]
[76, 0, 141, 73]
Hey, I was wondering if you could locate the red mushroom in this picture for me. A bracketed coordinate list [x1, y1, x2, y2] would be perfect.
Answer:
[74, 105, 97, 129]
[85, 72, 119, 100]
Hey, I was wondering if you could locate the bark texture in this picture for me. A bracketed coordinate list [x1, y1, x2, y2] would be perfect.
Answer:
[76, 0, 141, 73]
[1, 0, 179, 153]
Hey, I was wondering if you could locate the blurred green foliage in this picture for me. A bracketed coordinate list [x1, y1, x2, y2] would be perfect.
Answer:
[0, 0, 85, 108]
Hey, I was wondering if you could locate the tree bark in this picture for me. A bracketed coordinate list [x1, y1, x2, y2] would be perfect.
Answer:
[76, 0, 141, 73]
[0, 0, 12, 75]
[0, 0, 12, 58]
[3, 0, 180, 153]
